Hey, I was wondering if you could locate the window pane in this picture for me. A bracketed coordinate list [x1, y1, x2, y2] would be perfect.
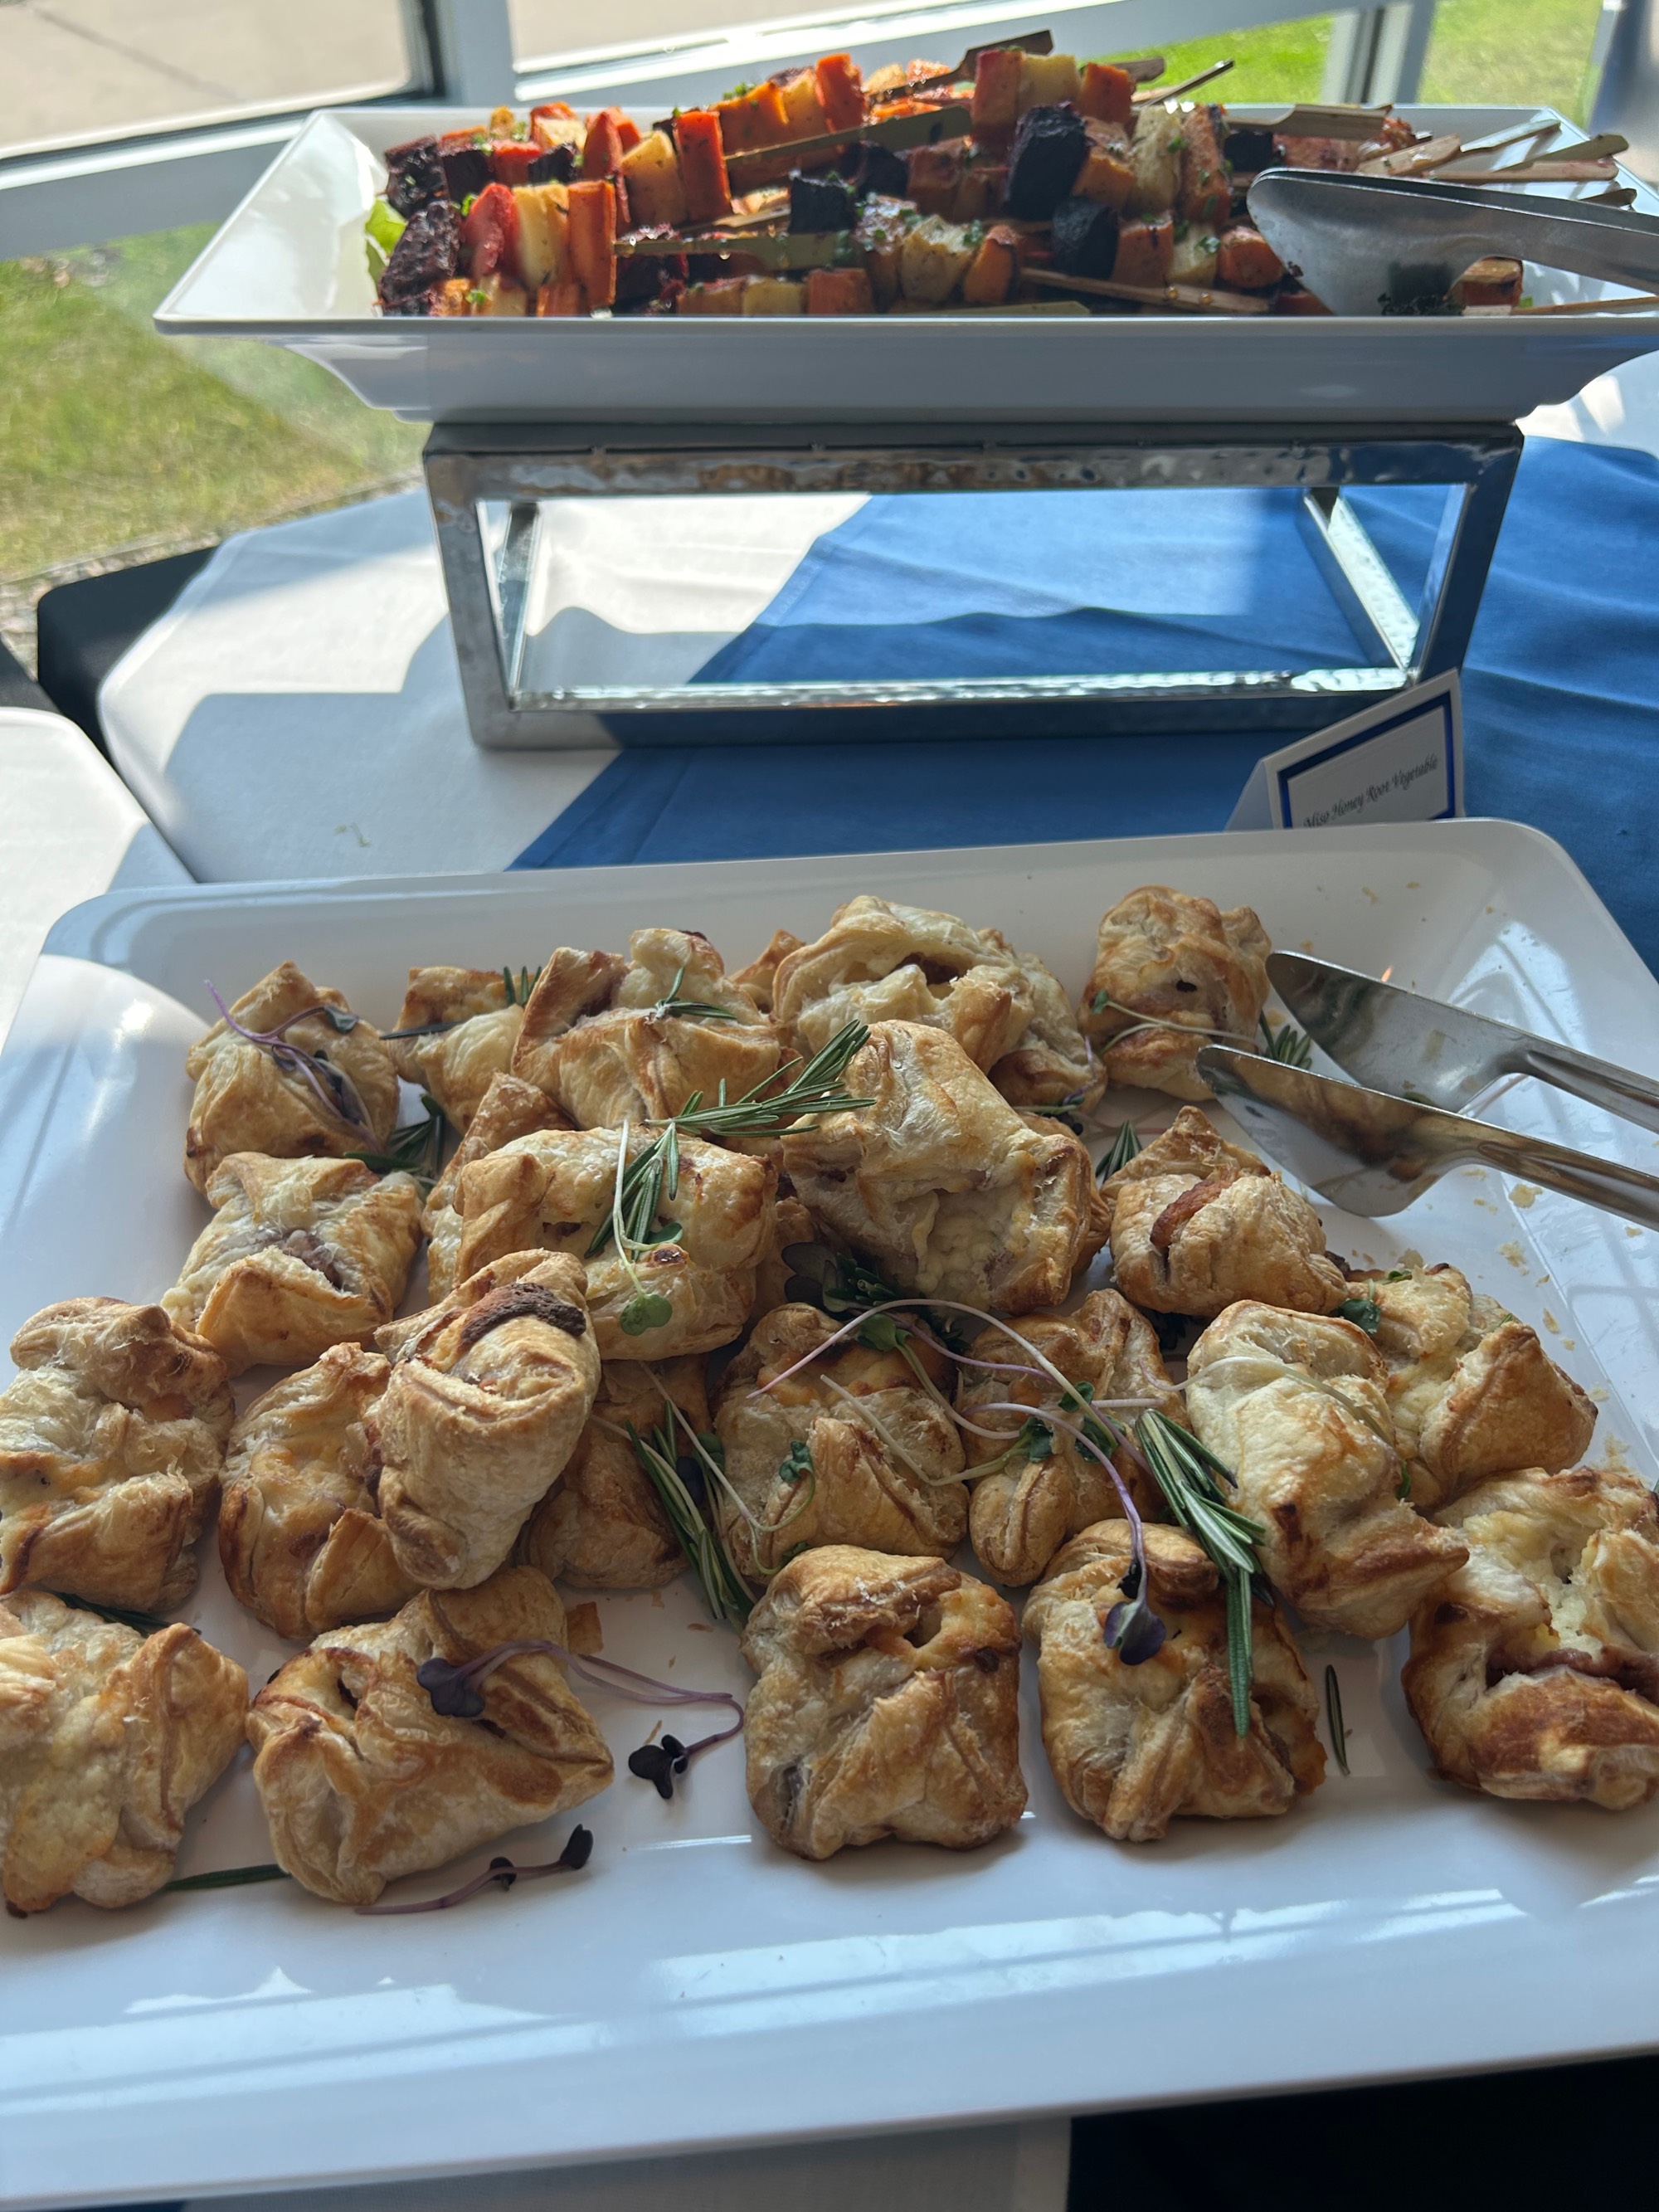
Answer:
[512, 0, 800, 65]
[1103, 12, 1334, 100]
[1419, 0, 1603, 124]
[0, 0, 419, 160]
[0, 227, 425, 672]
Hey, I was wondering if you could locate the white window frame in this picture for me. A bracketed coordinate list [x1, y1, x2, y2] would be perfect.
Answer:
[0, 0, 1439, 260]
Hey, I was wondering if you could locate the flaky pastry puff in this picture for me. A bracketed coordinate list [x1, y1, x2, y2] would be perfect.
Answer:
[1100, 1107, 1345, 1318]
[779, 1022, 1107, 1315]
[518, 1357, 703, 1590]
[740, 1546, 1025, 1859]
[748, 1192, 820, 1327]
[219, 1344, 418, 1641]
[0, 1591, 246, 1912]
[247, 1566, 611, 1905]
[422, 1071, 571, 1300]
[1187, 1302, 1467, 1639]
[508, 944, 629, 1096]
[372, 1253, 600, 1589]
[455, 1124, 775, 1362]
[386, 966, 528, 1132]
[183, 960, 401, 1191]
[0, 1298, 233, 1611]
[1025, 1523, 1324, 1842]
[980, 932, 1105, 1115]
[773, 895, 1034, 1072]
[959, 1291, 1184, 1586]
[713, 1306, 966, 1577]
[730, 928, 805, 1011]
[515, 928, 780, 1130]
[1078, 885, 1270, 1099]
[1355, 1261, 1596, 1512]
[1404, 1465, 1659, 1809]
[165, 1153, 423, 1376]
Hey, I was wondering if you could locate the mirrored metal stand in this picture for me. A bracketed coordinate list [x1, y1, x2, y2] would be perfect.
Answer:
[424, 418, 1522, 751]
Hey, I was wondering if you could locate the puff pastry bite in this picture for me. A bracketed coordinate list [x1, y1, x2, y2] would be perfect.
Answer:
[247, 1566, 612, 1905]
[958, 1291, 1184, 1586]
[220, 1343, 418, 1640]
[1078, 886, 1271, 1099]
[183, 960, 401, 1192]
[0, 1591, 248, 1912]
[165, 1153, 423, 1376]
[1356, 1260, 1596, 1511]
[1025, 1522, 1325, 1842]
[779, 1022, 1107, 1315]
[748, 1191, 821, 1326]
[508, 944, 630, 1095]
[372, 1252, 600, 1589]
[455, 1124, 776, 1362]
[980, 932, 1106, 1114]
[1404, 1465, 1659, 1809]
[422, 1071, 571, 1301]
[1101, 1107, 1345, 1318]
[386, 966, 530, 1132]
[740, 1546, 1025, 1859]
[713, 1305, 966, 1577]
[730, 928, 805, 1011]
[518, 1357, 703, 1590]
[773, 895, 1035, 1073]
[1186, 1302, 1468, 1639]
[0, 1298, 233, 1611]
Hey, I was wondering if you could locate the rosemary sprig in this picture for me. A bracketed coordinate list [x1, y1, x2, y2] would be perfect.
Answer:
[503, 963, 541, 1006]
[206, 982, 372, 1132]
[163, 1864, 289, 1893]
[1325, 1664, 1350, 1775]
[651, 962, 744, 1022]
[381, 966, 542, 1042]
[346, 1090, 446, 1186]
[1097, 1118, 1143, 1182]
[1335, 1293, 1381, 1335]
[1132, 1409, 1269, 1737]
[626, 1416, 755, 1627]
[1260, 1011, 1313, 1067]
[51, 1592, 173, 1636]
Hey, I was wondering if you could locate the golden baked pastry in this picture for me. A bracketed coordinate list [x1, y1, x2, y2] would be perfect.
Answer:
[508, 944, 630, 1096]
[773, 894, 1034, 1070]
[1186, 1301, 1469, 1638]
[372, 1252, 600, 1589]
[1024, 1521, 1325, 1842]
[1358, 1260, 1597, 1511]
[1404, 1464, 1659, 1809]
[455, 1123, 775, 1361]
[779, 1022, 1107, 1314]
[246, 1566, 612, 1905]
[517, 1357, 703, 1590]
[748, 1192, 820, 1325]
[165, 1153, 423, 1376]
[0, 1591, 246, 1912]
[422, 1071, 571, 1300]
[514, 928, 779, 1130]
[958, 1291, 1185, 1585]
[220, 1343, 418, 1640]
[740, 1545, 1025, 1859]
[1100, 1107, 1346, 1318]
[1078, 885, 1270, 1099]
[183, 960, 401, 1191]
[0, 1298, 233, 1611]
[730, 928, 805, 1011]
[983, 937, 1104, 1114]
[386, 966, 528, 1132]
[713, 1305, 966, 1577]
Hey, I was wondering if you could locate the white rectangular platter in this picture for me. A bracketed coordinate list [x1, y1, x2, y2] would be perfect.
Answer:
[5, 820, 1659, 2212]
[153, 102, 1659, 424]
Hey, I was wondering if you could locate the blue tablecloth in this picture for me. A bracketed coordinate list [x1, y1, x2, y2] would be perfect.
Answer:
[513, 437, 1659, 974]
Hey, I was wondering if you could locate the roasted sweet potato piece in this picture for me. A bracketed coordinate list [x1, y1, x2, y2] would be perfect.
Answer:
[1216, 225, 1284, 290]
[971, 48, 1023, 138]
[717, 81, 791, 153]
[675, 110, 732, 223]
[953, 158, 1007, 221]
[582, 108, 635, 178]
[907, 139, 966, 216]
[679, 276, 747, 314]
[1079, 61, 1134, 126]
[815, 54, 867, 132]
[1178, 103, 1231, 227]
[536, 279, 586, 314]
[1076, 119, 1133, 208]
[567, 179, 617, 307]
[1454, 256, 1523, 307]
[1112, 215, 1175, 288]
[805, 266, 874, 314]
[961, 223, 1020, 305]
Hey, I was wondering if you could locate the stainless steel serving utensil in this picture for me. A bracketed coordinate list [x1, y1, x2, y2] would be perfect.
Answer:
[1246, 169, 1659, 316]
[1195, 1044, 1659, 1225]
[1267, 950, 1659, 1133]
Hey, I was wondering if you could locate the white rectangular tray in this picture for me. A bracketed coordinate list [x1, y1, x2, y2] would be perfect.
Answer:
[5, 821, 1659, 2212]
[153, 102, 1659, 424]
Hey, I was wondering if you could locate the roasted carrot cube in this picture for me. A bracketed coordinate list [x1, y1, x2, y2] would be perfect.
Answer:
[1216, 225, 1285, 291]
[961, 224, 1020, 305]
[1078, 62, 1134, 126]
[432, 277, 472, 316]
[1178, 104, 1230, 227]
[679, 276, 747, 314]
[815, 53, 866, 131]
[1076, 120, 1133, 210]
[907, 140, 965, 216]
[536, 278, 587, 314]
[583, 109, 632, 177]
[1453, 255, 1522, 307]
[806, 266, 873, 314]
[717, 81, 791, 153]
[620, 129, 688, 228]
[971, 48, 1023, 134]
[674, 110, 732, 222]
[567, 178, 617, 306]
[1112, 215, 1175, 288]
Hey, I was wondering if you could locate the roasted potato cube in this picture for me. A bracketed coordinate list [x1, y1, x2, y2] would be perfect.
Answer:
[512, 181, 568, 290]
[854, 193, 916, 307]
[898, 213, 978, 305]
[1454, 255, 1523, 307]
[953, 156, 1007, 220]
[619, 129, 688, 230]
[1126, 103, 1183, 214]
[961, 223, 1020, 305]
[1018, 51, 1082, 112]
[774, 65, 827, 138]
[742, 275, 807, 314]
[469, 270, 530, 314]
[1169, 224, 1219, 287]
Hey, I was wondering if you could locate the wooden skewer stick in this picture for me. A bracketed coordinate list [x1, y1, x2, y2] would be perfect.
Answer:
[1359, 133, 1464, 175]
[1252, 101, 1391, 141]
[1023, 266, 1269, 314]
[1443, 158, 1620, 183]
[1467, 291, 1659, 316]
[723, 101, 971, 188]
[1133, 56, 1234, 105]
[906, 27, 1053, 95]
[1123, 54, 1166, 84]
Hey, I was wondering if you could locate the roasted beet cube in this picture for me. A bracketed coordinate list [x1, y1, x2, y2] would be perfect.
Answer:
[377, 199, 461, 309]
[1050, 195, 1119, 278]
[384, 134, 446, 217]
[788, 170, 856, 232]
[1005, 104, 1087, 221]
[1222, 124, 1278, 176]
[834, 139, 909, 199]
[527, 143, 577, 184]
[438, 136, 491, 202]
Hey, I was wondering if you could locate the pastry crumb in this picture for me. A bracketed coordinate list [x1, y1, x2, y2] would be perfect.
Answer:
[1542, 1309, 1560, 1334]
[1360, 886, 1379, 903]
[1499, 1240, 1528, 1269]
[1511, 1183, 1539, 1209]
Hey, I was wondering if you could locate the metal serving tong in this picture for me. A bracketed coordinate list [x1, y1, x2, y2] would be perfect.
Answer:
[1188, 952, 1659, 1227]
[1246, 169, 1659, 316]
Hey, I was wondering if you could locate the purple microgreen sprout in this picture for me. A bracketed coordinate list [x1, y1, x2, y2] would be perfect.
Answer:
[206, 981, 373, 1133]
[356, 1825, 593, 1914]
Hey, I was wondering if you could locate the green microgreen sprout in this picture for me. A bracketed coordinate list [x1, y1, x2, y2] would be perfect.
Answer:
[1088, 990, 1253, 1051]
[779, 1439, 814, 1484]
[1336, 1294, 1382, 1335]
[1325, 1664, 1350, 1775]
